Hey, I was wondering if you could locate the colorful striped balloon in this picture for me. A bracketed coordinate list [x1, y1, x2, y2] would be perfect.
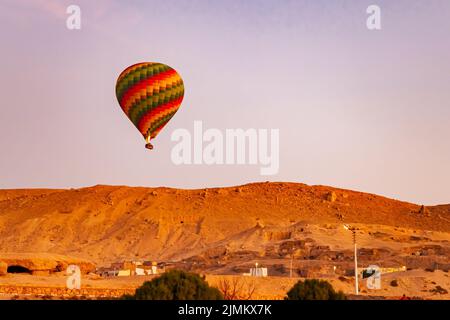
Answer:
[115, 62, 184, 149]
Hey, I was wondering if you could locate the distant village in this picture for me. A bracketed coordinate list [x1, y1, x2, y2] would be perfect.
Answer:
[95, 259, 407, 281]
[95, 260, 270, 278]
[96, 261, 163, 277]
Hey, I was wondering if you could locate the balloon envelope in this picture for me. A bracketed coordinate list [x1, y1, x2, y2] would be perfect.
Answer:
[115, 62, 184, 144]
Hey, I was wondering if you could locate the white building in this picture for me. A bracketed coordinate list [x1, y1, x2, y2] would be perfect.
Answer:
[249, 267, 268, 277]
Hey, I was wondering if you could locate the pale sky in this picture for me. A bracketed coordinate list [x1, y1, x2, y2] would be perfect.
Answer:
[0, 0, 449, 205]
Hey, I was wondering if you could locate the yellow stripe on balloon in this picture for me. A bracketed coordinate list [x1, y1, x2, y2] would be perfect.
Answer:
[117, 63, 147, 83]
[121, 74, 182, 114]
[140, 104, 180, 137]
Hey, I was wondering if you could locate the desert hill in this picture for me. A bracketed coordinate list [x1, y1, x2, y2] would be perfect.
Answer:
[0, 182, 449, 268]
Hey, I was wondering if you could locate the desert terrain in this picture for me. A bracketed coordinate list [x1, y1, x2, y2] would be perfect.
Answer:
[0, 182, 449, 299]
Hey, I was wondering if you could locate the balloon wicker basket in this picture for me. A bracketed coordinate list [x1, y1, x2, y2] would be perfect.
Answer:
[145, 142, 154, 150]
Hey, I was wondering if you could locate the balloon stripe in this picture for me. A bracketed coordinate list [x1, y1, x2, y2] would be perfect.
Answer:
[130, 82, 184, 126]
[120, 76, 176, 116]
[147, 111, 178, 139]
[118, 69, 177, 114]
[119, 67, 175, 105]
[116, 63, 151, 98]
[116, 63, 170, 100]
[121, 71, 181, 117]
[138, 97, 183, 137]
[129, 83, 183, 122]
[150, 116, 175, 139]
[138, 100, 176, 133]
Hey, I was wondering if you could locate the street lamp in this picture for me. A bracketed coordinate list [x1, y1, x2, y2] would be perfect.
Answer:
[344, 224, 359, 295]
[290, 251, 294, 278]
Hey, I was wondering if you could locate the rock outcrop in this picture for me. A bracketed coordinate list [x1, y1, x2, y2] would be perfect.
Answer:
[0, 253, 95, 275]
[0, 261, 7, 276]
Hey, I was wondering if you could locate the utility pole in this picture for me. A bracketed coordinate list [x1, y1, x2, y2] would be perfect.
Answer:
[290, 253, 293, 278]
[353, 230, 359, 295]
[344, 224, 359, 295]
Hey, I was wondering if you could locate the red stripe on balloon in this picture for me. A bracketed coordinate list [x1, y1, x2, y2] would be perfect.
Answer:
[119, 69, 177, 113]
[138, 96, 184, 137]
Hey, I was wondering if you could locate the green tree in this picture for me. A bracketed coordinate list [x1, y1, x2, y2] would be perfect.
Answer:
[285, 279, 346, 300]
[124, 270, 223, 300]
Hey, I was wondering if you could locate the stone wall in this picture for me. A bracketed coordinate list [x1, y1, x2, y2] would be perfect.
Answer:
[0, 285, 135, 298]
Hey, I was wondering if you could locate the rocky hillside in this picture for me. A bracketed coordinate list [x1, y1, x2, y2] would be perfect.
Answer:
[0, 183, 449, 266]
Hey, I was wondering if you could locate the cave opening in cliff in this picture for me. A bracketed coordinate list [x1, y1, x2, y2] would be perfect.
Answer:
[7, 265, 32, 274]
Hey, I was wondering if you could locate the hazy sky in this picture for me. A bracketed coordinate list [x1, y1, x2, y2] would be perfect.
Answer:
[0, 0, 449, 205]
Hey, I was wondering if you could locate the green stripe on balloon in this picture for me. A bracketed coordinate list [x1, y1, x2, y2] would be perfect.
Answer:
[127, 80, 182, 123]
[116, 63, 170, 101]
[146, 111, 178, 137]
[129, 82, 184, 125]
[130, 86, 183, 126]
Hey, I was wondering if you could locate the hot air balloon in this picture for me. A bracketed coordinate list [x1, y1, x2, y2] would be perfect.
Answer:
[115, 62, 184, 150]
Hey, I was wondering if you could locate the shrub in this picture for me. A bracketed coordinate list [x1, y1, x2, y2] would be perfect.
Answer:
[430, 286, 448, 295]
[124, 270, 223, 300]
[285, 279, 346, 300]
